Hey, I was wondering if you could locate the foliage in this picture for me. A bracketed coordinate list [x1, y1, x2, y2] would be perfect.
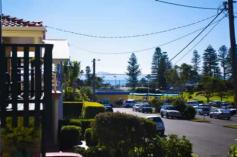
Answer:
[63, 60, 81, 87]
[64, 87, 89, 101]
[93, 112, 156, 157]
[192, 50, 201, 74]
[59, 125, 82, 150]
[126, 53, 141, 90]
[202, 45, 220, 78]
[1, 117, 40, 155]
[128, 135, 192, 157]
[179, 63, 196, 84]
[165, 135, 192, 157]
[149, 98, 163, 112]
[229, 144, 237, 157]
[74, 146, 110, 157]
[85, 66, 92, 86]
[85, 128, 98, 147]
[218, 45, 229, 80]
[63, 101, 83, 119]
[82, 102, 105, 119]
[183, 105, 196, 120]
[165, 66, 181, 88]
[172, 98, 186, 114]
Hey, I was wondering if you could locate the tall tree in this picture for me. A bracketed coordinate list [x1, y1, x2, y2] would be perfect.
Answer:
[62, 60, 80, 87]
[126, 53, 141, 90]
[192, 50, 201, 74]
[202, 45, 220, 78]
[85, 66, 92, 86]
[218, 45, 228, 80]
[180, 63, 194, 84]
[151, 47, 162, 88]
[165, 65, 180, 88]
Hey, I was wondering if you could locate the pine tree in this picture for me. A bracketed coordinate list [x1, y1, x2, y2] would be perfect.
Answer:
[192, 50, 201, 73]
[218, 45, 228, 80]
[151, 47, 162, 87]
[202, 45, 220, 78]
[126, 53, 141, 90]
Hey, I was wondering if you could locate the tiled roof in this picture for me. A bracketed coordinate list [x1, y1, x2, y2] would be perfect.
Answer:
[2, 15, 43, 27]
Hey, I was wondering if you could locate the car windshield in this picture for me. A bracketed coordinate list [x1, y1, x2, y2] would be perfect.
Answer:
[149, 117, 162, 122]
[165, 106, 176, 110]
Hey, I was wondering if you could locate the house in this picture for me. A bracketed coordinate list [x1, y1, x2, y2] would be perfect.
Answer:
[0, 15, 69, 154]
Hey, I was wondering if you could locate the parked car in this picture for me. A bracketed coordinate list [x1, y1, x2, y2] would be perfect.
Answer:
[187, 100, 200, 107]
[160, 105, 182, 119]
[122, 99, 136, 108]
[132, 103, 142, 112]
[146, 116, 165, 136]
[104, 104, 113, 112]
[197, 105, 210, 116]
[209, 108, 231, 120]
[220, 103, 237, 116]
[138, 103, 153, 113]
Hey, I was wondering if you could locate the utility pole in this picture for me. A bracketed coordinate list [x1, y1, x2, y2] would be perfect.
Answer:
[92, 58, 96, 101]
[227, 0, 237, 105]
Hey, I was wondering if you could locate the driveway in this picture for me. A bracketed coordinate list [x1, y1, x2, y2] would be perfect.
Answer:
[114, 108, 237, 157]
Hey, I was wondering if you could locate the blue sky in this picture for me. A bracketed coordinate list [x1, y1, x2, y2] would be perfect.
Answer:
[4, 0, 234, 74]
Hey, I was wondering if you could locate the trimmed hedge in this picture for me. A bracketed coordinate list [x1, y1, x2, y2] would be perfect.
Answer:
[93, 112, 156, 156]
[82, 102, 105, 119]
[63, 102, 83, 119]
[229, 144, 237, 157]
[59, 125, 82, 150]
[84, 128, 98, 147]
[59, 119, 95, 136]
[74, 146, 110, 157]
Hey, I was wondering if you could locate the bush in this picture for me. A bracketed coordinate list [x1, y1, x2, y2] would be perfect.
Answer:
[93, 112, 156, 156]
[59, 119, 95, 136]
[229, 144, 237, 157]
[74, 146, 110, 157]
[85, 128, 98, 147]
[63, 102, 83, 119]
[172, 98, 186, 114]
[166, 135, 192, 157]
[82, 102, 105, 119]
[149, 98, 163, 112]
[60, 125, 82, 150]
[183, 105, 196, 120]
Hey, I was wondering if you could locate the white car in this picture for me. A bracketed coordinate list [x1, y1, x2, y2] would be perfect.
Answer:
[46, 152, 83, 157]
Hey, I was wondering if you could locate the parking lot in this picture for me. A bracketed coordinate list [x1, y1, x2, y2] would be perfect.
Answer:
[114, 108, 237, 157]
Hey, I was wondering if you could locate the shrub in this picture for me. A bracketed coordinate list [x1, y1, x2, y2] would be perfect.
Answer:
[229, 144, 237, 157]
[60, 125, 82, 150]
[149, 98, 163, 112]
[63, 102, 83, 119]
[74, 146, 110, 157]
[59, 119, 95, 137]
[93, 112, 156, 156]
[172, 98, 186, 114]
[183, 105, 196, 120]
[82, 102, 105, 119]
[84, 128, 98, 147]
[166, 135, 192, 157]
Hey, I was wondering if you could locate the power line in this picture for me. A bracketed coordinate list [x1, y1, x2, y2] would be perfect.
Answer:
[169, 8, 225, 62]
[46, 14, 217, 39]
[72, 17, 226, 55]
[174, 16, 226, 65]
[155, 0, 218, 10]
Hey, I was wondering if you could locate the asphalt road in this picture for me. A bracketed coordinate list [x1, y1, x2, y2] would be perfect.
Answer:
[114, 108, 237, 157]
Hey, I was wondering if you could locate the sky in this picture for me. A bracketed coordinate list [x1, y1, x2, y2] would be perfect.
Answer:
[3, 0, 235, 74]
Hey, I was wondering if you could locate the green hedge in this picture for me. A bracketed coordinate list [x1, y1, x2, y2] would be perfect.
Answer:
[82, 102, 105, 119]
[93, 112, 156, 156]
[63, 102, 83, 119]
[59, 119, 95, 136]
[84, 128, 98, 147]
[229, 144, 237, 157]
[59, 125, 82, 150]
[74, 146, 110, 157]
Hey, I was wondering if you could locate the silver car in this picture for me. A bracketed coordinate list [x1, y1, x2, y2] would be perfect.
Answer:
[160, 105, 182, 119]
[209, 108, 231, 120]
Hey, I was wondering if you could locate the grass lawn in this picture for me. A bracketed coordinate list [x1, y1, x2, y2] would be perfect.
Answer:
[223, 124, 237, 129]
[191, 118, 210, 123]
[182, 92, 234, 103]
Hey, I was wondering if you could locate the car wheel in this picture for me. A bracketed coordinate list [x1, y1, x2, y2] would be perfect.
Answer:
[161, 113, 164, 118]
[210, 114, 213, 118]
[166, 113, 169, 119]
[227, 117, 231, 120]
